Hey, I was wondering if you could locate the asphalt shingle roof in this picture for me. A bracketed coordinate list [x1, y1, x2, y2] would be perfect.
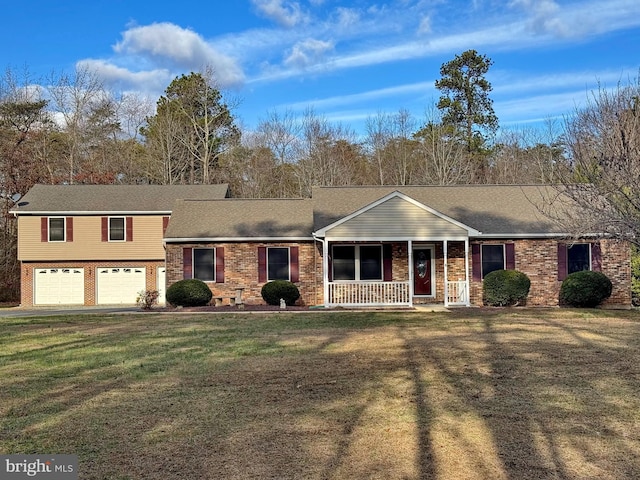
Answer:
[11, 184, 230, 214]
[164, 198, 314, 239]
[312, 185, 566, 235]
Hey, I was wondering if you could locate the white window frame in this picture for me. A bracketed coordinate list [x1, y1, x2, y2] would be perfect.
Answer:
[108, 216, 126, 242]
[193, 247, 216, 282]
[567, 243, 592, 274]
[332, 244, 383, 282]
[267, 247, 291, 281]
[48, 217, 66, 242]
[481, 244, 505, 279]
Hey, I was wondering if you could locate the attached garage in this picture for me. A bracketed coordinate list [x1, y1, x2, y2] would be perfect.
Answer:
[97, 267, 146, 304]
[34, 268, 84, 305]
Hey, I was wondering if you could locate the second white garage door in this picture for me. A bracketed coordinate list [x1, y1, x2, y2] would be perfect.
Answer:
[97, 267, 146, 305]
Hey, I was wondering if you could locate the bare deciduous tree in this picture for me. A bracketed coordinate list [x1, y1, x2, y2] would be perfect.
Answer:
[547, 79, 640, 243]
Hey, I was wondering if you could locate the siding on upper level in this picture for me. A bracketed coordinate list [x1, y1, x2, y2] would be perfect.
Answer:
[325, 196, 468, 239]
[17, 215, 166, 261]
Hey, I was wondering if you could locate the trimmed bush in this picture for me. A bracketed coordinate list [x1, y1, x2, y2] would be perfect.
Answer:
[166, 279, 212, 307]
[560, 270, 612, 308]
[261, 280, 300, 306]
[483, 269, 531, 306]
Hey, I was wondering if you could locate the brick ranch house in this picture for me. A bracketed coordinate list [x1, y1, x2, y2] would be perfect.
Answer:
[164, 185, 631, 308]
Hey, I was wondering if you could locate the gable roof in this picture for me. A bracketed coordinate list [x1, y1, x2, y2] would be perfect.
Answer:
[11, 184, 230, 214]
[164, 198, 314, 241]
[312, 185, 566, 236]
[314, 191, 481, 239]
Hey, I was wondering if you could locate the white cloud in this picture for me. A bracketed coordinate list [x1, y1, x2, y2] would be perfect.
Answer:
[251, 0, 307, 28]
[113, 22, 245, 87]
[284, 38, 334, 68]
[75, 59, 173, 94]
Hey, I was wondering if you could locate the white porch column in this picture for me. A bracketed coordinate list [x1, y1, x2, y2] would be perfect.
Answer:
[444, 240, 449, 306]
[407, 240, 413, 307]
[321, 238, 330, 307]
[464, 238, 471, 306]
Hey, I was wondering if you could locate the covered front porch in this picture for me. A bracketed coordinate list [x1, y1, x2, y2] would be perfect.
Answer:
[313, 190, 480, 309]
[321, 240, 471, 308]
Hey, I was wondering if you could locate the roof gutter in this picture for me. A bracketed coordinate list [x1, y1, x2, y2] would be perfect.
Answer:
[164, 236, 315, 243]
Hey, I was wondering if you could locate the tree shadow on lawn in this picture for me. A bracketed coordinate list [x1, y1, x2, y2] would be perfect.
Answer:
[1, 311, 640, 479]
[404, 313, 640, 479]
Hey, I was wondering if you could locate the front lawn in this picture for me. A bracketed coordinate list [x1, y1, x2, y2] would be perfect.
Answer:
[1, 309, 639, 479]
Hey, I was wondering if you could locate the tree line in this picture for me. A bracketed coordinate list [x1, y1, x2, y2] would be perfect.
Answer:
[1, 51, 638, 301]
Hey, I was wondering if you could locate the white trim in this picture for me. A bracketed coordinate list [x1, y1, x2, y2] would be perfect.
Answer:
[324, 235, 470, 242]
[331, 244, 384, 282]
[47, 216, 66, 242]
[13, 210, 171, 216]
[192, 247, 216, 282]
[108, 216, 127, 242]
[266, 246, 292, 282]
[164, 236, 314, 242]
[313, 190, 482, 237]
[474, 233, 574, 238]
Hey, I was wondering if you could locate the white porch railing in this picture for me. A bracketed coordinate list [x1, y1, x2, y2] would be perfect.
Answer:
[328, 281, 410, 306]
[446, 281, 468, 306]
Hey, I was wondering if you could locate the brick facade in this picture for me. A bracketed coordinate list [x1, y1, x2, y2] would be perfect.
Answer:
[165, 238, 631, 308]
[166, 242, 323, 306]
[21, 260, 165, 307]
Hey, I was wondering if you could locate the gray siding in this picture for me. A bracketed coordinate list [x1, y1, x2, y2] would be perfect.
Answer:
[326, 196, 467, 238]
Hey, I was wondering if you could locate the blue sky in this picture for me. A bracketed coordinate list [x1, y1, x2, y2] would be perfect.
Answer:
[3, 0, 640, 138]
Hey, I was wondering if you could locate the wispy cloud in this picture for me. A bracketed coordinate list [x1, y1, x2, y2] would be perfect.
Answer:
[251, 0, 308, 28]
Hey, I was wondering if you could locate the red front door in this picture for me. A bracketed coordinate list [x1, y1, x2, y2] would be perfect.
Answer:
[413, 248, 432, 296]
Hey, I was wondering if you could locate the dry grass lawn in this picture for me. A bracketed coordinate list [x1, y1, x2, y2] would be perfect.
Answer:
[1, 308, 639, 479]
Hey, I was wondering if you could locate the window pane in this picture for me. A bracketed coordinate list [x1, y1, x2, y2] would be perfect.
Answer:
[360, 245, 382, 280]
[268, 247, 290, 281]
[193, 248, 215, 281]
[568, 244, 590, 274]
[482, 245, 504, 277]
[109, 217, 125, 241]
[333, 245, 355, 280]
[49, 218, 65, 241]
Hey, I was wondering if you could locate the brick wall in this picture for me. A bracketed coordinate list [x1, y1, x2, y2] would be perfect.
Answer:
[21, 260, 165, 307]
[165, 238, 632, 308]
[166, 242, 323, 306]
[468, 239, 631, 307]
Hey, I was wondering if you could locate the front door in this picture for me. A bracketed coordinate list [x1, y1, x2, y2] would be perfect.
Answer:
[413, 248, 432, 296]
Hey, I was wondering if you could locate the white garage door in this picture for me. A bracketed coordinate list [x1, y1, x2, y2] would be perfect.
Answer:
[97, 267, 146, 305]
[34, 268, 84, 305]
[157, 267, 166, 306]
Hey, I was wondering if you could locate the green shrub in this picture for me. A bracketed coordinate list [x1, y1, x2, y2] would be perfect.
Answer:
[261, 280, 300, 306]
[166, 279, 212, 307]
[482, 269, 531, 306]
[559, 270, 612, 308]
